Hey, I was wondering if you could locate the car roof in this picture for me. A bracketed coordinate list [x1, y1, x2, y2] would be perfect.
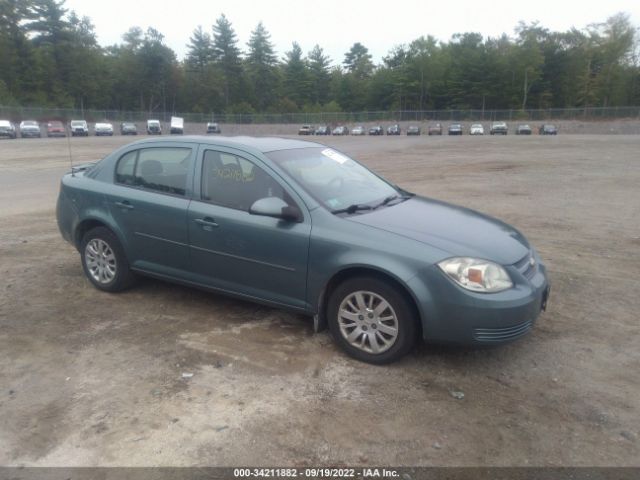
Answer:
[124, 135, 325, 153]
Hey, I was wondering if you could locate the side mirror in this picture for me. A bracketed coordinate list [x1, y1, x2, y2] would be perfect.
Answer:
[249, 197, 302, 222]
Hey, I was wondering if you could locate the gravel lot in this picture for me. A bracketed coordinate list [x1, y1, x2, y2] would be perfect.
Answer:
[0, 133, 638, 466]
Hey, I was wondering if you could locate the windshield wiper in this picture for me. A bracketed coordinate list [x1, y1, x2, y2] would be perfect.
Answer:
[373, 194, 412, 209]
[331, 204, 374, 215]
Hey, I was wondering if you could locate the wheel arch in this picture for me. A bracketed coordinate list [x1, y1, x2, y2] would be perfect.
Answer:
[315, 266, 423, 337]
[73, 215, 127, 254]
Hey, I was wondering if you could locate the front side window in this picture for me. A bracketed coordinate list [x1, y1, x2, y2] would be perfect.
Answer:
[114, 147, 191, 196]
[201, 150, 286, 211]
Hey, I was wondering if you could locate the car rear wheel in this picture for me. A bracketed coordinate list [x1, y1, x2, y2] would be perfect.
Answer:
[81, 227, 135, 292]
[327, 276, 417, 364]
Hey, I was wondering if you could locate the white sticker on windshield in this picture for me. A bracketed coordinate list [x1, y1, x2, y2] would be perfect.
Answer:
[322, 148, 349, 164]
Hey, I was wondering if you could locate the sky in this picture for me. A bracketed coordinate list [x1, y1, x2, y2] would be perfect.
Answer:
[64, 0, 640, 65]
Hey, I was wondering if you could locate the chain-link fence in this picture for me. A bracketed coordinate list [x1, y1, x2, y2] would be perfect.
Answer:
[1, 105, 639, 124]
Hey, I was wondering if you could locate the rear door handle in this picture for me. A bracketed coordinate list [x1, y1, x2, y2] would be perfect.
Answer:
[195, 217, 219, 228]
[114, 200, 134, 210]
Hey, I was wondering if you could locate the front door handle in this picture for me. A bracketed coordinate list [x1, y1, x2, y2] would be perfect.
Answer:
[114, 200, 134, 210]
[195, 217, 219, 229]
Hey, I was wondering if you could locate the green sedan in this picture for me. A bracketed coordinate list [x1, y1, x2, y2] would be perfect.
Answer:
[57, 136, 549, 363]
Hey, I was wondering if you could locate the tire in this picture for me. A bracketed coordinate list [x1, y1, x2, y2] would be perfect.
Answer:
[80, 227, 135, 292]
[327, 276, 418, 364]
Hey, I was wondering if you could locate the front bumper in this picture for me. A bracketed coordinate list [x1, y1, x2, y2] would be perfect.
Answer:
[21, 130, 41, 137]
[408, 255, 549, 346]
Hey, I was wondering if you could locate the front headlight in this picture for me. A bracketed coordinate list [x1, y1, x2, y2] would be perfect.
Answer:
[437, 257, 513, 293]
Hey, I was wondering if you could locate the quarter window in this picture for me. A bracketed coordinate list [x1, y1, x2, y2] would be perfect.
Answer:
[201, 150, 286, 211]
[115, 151, 137, 185]
[115, 147, 191, 196]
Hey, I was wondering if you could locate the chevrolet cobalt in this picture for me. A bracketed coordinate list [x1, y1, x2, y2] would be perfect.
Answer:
[57, 137, 549, 363]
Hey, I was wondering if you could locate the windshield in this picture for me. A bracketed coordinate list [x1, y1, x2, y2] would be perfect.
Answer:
[22, 121, 37, 126]
[267, 147, 399, 212]
[71, 121, 85, 126]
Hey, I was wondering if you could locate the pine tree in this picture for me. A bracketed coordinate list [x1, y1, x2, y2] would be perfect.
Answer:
[246, 22, 278, 110]
[212, 14, 244, 108]
[186, 25, 213, 70]
[308, 44, 331, 105]
[283, 42, 310, 107]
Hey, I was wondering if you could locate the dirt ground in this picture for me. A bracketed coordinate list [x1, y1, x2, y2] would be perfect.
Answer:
[0, 133, 638, 467]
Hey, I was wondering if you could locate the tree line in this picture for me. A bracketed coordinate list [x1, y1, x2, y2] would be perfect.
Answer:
[1, 0, 639, 115]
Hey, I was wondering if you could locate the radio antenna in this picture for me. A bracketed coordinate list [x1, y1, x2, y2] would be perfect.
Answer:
[66, 122, 74, 176]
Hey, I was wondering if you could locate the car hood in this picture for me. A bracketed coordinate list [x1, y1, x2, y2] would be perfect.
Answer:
[347, 196, 530, 265]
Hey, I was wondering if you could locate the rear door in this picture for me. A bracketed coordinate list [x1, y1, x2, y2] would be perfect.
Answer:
[105, 143, 195, 275]
[187, 145, 311, 309]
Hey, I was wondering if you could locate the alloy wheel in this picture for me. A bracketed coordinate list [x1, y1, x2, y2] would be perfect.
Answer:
[337, 290, 399, 354]
[84, 238, 117, 284]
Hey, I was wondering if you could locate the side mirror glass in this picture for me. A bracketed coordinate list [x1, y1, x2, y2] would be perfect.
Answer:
[249, 197, 302, 222]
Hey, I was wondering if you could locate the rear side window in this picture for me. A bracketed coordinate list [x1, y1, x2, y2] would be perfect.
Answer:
[115, 147, 191, 196]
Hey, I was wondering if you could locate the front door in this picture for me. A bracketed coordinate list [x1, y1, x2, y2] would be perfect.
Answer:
[187, 147, 311, 309]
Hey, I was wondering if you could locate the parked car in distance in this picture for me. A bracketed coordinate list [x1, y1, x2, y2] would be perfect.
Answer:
[369, 125, 384, 136]
[147, 120, 162, 135]
[539, 124, 558, 135]
[386, 124, 401, 135]
[469, 124, 484, 135]
[47, 121, 66, 137]
[70, 120, 89, 136]
[516, 124, 532, 135]
[206, 122, 221, 134]
[298, 125, 315, 135]
[120, 122, 138, 135]
[0, 120, 17, 139]
[428, 123, 443, 135]
[351, 125, 366, 136]
[56, 136, 549, 364]
[332, 125, 349, 136]
[448, 123, 463, 135]
[19, 120, 41, 138]
[406, 125, 421, 136]
[170, 116, 184, 135]
[315, 125, 331, 136]
[94, 122, 114, 136]
[490, 121, 508, 135]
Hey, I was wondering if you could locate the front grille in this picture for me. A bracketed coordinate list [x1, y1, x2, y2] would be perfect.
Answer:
[474, 320, 533, 342]
[513, 251, 537, 279]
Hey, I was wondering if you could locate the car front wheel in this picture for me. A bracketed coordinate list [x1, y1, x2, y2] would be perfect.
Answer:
[328, 276, 417, 364]
[80, 227, 135, 292]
